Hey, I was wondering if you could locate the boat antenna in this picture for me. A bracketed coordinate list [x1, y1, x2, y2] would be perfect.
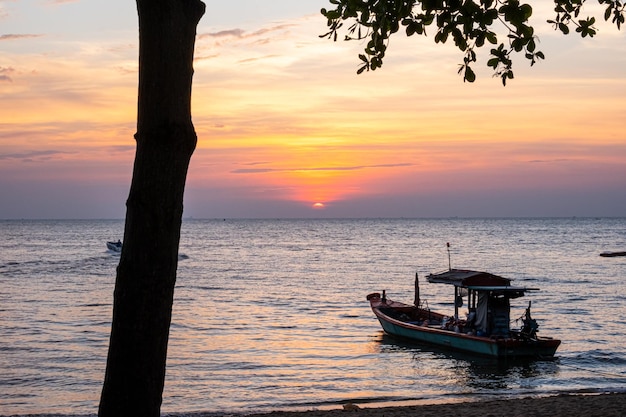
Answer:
[414, 272, 420, 307]
[447, 242, 452, 271]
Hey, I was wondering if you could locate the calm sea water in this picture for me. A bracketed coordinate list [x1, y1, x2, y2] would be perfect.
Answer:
[1, 218, 626, 416]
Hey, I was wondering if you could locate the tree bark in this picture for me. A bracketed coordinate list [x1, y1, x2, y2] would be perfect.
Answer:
[99, 1, 205, 416]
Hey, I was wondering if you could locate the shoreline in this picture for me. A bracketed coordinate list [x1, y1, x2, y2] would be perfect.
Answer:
[232, 392, 626, 417]
[3, 392, 626, 417]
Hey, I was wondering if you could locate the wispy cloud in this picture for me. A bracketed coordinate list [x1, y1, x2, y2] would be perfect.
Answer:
[237, 54, 281, 64]
[232, 163, 413, 174]
[45, 0, 80, 4]
[528, 159, 573, 163]
[0, 34, 43, 41]
[0, 150, 75, 162]
[0, 66, 14, 82]
[200, 28, 245, 39]
[198, 23, 296, 45]
[106, 145, 135, 154]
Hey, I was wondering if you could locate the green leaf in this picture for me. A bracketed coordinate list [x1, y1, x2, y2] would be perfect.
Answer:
[520, 4, 533, 20]
[475, 34, 485, 47]
[464, 66, 476, 82]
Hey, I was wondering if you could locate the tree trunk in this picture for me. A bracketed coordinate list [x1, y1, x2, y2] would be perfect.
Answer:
[99, 1, 205, 416]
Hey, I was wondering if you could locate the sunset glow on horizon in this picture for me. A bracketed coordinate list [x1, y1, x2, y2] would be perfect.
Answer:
[1, 0, 625, 219]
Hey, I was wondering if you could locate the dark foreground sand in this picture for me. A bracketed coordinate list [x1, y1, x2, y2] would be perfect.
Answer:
[4, 393, 626, 417]
[235, 393, 626, 417]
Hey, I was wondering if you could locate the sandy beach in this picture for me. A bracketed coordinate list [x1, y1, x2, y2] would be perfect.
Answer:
[232, 393, 626, 417]
[2, 392, 625, 416]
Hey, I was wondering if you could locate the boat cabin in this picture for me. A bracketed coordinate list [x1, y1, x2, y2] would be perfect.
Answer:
[426, 269, 537, 337]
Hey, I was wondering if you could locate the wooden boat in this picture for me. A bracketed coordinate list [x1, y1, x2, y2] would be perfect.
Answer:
[600, 251, 626, 257]
[106, 240, 122, 252]
[367, 268, 561, 358]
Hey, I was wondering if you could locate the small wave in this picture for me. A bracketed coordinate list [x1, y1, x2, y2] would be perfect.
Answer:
[568, 350, 626, 367]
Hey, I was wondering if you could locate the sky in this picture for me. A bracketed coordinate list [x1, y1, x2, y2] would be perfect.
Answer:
[1, 0, 625, 219]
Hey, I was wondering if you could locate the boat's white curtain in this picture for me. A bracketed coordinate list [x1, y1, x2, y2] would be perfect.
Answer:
[475, 292, 489, 333]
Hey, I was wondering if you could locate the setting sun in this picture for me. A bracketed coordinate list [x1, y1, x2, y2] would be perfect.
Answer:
[313, 203, 325, 209]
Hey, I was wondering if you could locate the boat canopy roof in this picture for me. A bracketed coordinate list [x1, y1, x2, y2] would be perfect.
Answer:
[427, 270, 538, 299]
[427, 269, 513, 288]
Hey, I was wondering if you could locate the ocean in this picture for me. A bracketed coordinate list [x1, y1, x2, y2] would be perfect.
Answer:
[1, 218, 625, 416]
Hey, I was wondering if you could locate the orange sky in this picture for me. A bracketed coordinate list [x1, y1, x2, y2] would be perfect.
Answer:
[1, 1, 625, 218]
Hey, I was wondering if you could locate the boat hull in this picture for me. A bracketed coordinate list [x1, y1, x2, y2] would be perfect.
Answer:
[600, 251, 626, 257]
[369, 294, 560, 359]
[106, 241, 122, 252]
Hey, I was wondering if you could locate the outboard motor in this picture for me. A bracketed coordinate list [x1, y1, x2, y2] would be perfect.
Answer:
[520, 301, 539, 339]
